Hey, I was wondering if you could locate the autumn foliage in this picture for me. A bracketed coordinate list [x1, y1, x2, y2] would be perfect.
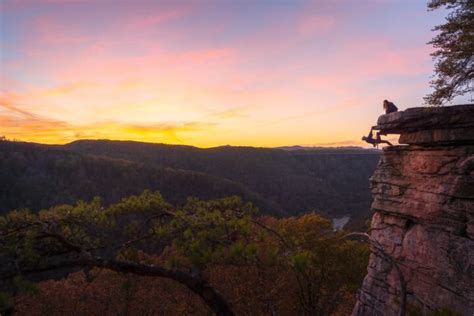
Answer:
[1, 191, 369, 315]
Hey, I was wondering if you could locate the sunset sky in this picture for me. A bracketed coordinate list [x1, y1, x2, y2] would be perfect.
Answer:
[0, 0, 469, 147]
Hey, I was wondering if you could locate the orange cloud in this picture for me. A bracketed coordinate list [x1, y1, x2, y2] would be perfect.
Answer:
[35, 82, 95, 98]
[207, 107, 249, 120]
[0, 93, 36, 118]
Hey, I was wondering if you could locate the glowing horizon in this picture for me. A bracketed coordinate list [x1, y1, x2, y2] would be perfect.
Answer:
[0, 0, 468, 148]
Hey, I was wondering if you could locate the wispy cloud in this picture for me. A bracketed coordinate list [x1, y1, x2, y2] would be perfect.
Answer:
[207, 107, 249, 120]
[0, 93, 37, 118]
[124, 9, 189, 33]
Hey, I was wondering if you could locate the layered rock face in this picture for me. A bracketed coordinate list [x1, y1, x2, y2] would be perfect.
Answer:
[353, 104, 474, 315]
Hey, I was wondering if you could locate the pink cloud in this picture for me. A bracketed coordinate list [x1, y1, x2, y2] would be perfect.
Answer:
[125, 9, 187, 32]
[176, 48, 237, 64]
[19, 15, 93, 51]
[298, 15, 336, 37]
[343, 38, 433, 77]
[49, 43, 238, 84]
[303, 37, 433, 94]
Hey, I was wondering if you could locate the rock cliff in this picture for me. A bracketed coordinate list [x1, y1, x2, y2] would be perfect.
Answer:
[353, 104, 474, 315]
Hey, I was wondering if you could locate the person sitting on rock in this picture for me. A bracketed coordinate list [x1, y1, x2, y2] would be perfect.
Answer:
[383, 100, 398, 114]
[362, 127, 393, 148]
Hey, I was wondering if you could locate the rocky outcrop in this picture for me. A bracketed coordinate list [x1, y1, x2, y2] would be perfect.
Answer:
[353, 104, 474, 315]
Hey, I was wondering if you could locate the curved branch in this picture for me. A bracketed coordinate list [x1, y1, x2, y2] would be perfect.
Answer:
[6, 221, 235, 316]
[100, 259, 234, 316]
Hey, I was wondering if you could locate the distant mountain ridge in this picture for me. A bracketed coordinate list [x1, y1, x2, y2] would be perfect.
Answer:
[0, 139, 380, 224]
[278, 145, 380, 152]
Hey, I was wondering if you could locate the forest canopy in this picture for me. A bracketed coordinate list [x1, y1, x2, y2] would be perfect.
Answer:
[0, 191, 369, 315]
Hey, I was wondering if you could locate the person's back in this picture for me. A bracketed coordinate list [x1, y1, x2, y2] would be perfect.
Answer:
[383, 100, 398, 114]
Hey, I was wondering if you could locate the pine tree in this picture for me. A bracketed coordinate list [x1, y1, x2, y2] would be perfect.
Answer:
[425, 0, 474, 105]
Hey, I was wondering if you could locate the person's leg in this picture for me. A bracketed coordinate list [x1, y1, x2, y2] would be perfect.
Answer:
[380, 140, 393, 146]
[367, 128, 374, 139]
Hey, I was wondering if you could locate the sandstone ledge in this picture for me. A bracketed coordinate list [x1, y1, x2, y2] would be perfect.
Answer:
[375, 104, 474, 145]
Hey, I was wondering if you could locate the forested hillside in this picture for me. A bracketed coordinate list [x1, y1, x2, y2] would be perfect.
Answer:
[66, 140, 380, 218]
[0, 141, 282, 216]
[0, 139, 379, 221]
